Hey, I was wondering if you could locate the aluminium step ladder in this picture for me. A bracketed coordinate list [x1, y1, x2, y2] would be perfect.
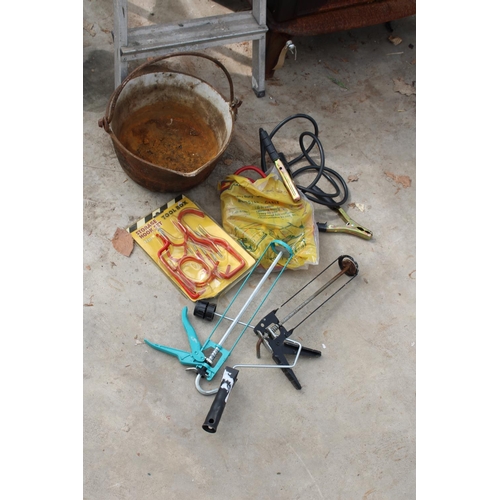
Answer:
[113, 0, 268, 97]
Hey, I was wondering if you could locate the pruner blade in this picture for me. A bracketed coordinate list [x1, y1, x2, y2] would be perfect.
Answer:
[317, 207, 373, 240]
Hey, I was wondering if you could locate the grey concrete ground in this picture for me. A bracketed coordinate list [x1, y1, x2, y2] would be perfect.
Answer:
[83, 2, 416, 498]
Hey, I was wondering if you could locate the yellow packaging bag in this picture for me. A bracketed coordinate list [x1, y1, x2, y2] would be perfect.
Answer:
[219, 169, 319, 269]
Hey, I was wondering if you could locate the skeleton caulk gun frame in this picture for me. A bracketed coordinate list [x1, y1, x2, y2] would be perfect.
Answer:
[144, 240, 295, 395]
[201, 254, 359, 433]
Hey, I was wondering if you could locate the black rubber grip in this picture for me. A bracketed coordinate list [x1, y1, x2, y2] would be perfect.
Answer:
[259, 128, 279, 163]
[193, 300, 216, 321]
[202, 366, 239, 433]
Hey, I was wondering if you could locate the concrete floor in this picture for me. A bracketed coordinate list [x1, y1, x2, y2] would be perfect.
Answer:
[83, 2, 416, 498]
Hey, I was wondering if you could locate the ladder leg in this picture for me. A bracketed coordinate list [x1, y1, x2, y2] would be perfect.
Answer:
[252, 36, 266, 98]
[251, 0, 267, 98]
[114, 0, 128, 88]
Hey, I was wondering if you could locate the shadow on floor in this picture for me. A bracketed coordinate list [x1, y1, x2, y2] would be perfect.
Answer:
[83, 50, 115, 113]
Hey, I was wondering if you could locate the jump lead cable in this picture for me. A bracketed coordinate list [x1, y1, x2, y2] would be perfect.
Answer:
[259, 114, 373, 239]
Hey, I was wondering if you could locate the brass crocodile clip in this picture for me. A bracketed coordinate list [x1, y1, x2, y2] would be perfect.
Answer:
[317, 207, 373, 240]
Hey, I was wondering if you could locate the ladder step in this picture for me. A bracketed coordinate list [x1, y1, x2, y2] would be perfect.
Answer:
[121, 11, 267, 61]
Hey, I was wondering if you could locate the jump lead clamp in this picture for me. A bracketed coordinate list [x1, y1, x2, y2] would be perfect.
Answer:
[259, 114, 373, 240]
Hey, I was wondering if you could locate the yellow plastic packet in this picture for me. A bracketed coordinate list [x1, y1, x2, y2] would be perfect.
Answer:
[219, 169, 319, 269]
[127, 195, 255, 301]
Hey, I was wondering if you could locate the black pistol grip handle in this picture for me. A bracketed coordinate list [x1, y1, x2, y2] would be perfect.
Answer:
[202, 367, 239, 433]
[271, 352, 302, 390]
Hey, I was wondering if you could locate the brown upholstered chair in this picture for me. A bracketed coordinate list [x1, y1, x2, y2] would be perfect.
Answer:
[264, 0, 416, 77]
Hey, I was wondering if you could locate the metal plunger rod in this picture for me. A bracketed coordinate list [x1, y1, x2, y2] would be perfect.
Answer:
[206, 250, 284, 363]
[211, 312, 255, 329]
[280, 264, 350, 326]
[205, 260, 352, 331]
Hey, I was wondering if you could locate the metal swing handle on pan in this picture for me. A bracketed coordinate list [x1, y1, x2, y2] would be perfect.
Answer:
[98, 52, 239, 133]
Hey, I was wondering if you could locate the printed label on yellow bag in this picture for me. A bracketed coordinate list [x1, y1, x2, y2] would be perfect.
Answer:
[219, 170, 319, 270]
